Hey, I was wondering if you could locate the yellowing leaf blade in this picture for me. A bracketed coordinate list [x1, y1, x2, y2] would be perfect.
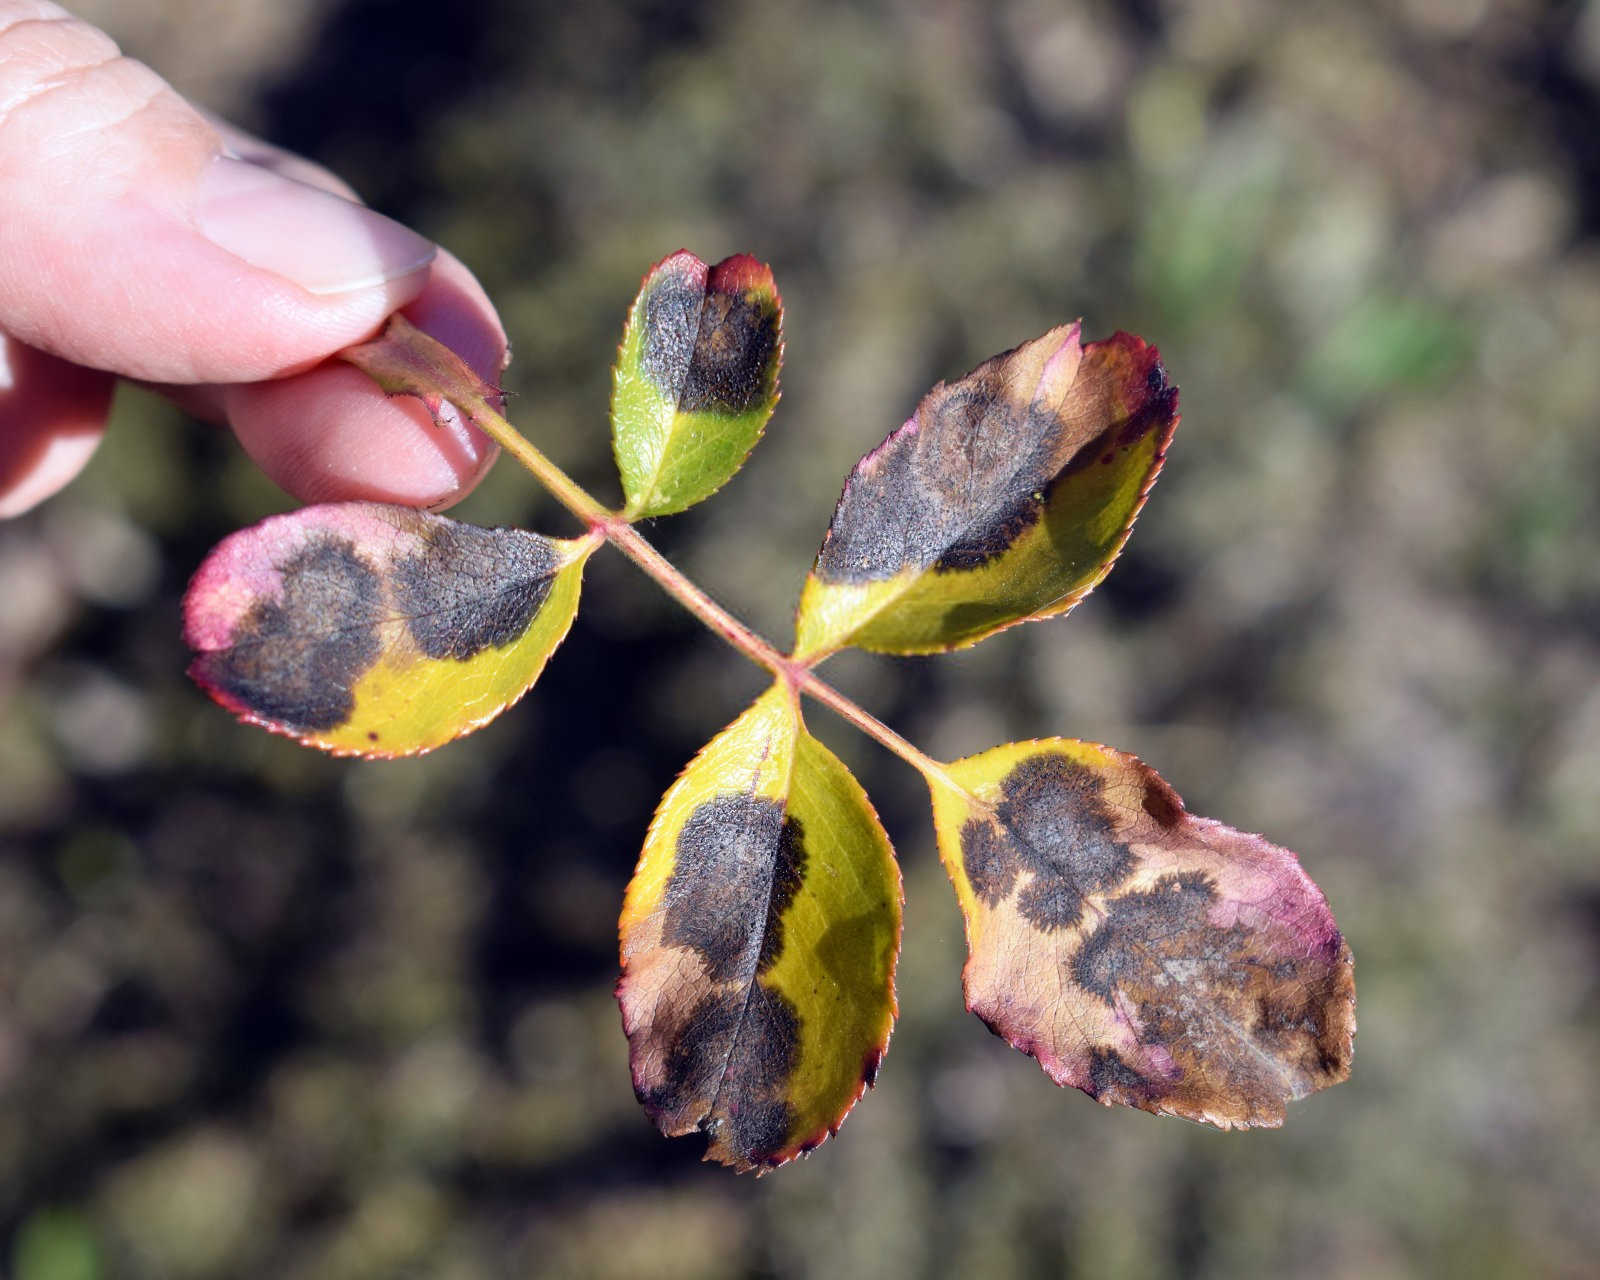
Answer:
[794, 326, 1178, 658]
[183, 502, 591, 757]
[618, 683, 901, 1171]
[611, 250, 783, 519]
[928, 739, 1354, 1128]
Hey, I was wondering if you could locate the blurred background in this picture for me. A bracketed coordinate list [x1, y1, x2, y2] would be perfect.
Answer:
[3, 0, 1598, 1276]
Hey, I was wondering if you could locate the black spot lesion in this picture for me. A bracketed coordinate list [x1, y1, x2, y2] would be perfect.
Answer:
[646, 788, 822, 1165]
[637, 266, 780, 418]
[1071, 871, 1219, 1001]
[663, 795, 808, 982]
[195, 538, 385, 732]
[1118, 355, 1178, 447]
[1251, 951, 1353, 1081]
[934, 490, 1045, 571]
[1066, 866, 1356, 1112]
[1140, 772, 1184, 829]
[1087, 1046, 1155, 1103]
[679, 286, 780, 415]
[638, 268, 703, 400]
[958, 754, 1137, 931]
[816, 371, 1065, 584]
[653, 982, 802, 1166]
[393, 524, 561, 662]
[960, 817, 1016, 906]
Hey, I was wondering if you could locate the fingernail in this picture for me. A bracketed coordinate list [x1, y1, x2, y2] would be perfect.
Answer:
[195, 154, 435, 296]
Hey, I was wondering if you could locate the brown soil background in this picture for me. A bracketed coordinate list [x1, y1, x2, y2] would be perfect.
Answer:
[4, 2, 1597, 1276]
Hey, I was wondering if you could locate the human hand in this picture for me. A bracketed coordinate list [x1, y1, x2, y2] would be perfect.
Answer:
[0, 0, 505, 518]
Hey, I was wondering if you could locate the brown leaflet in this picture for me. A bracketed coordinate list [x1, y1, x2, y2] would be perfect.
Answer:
[931, 741, 1354, 1128]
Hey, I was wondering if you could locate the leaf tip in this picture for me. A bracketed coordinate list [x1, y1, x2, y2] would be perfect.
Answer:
[1087, 329, 1182, 451]
[707, 252, 779, 304]
[647, 247, 708, 282]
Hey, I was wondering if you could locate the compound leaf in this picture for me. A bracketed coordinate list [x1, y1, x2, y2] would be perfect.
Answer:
[612, 250, 783, 519]
[184, 502, 591, 757]
[618, 682, 901, 1172]
[793, 326, 1178, 660]
[927, 739, 1354, 1128]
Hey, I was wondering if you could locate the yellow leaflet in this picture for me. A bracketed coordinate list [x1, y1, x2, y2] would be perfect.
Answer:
[618, 680, 900, 1171]
[184, 502, 594, 758]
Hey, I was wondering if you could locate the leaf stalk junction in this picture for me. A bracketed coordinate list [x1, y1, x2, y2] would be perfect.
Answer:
[342, 314, 948, 786]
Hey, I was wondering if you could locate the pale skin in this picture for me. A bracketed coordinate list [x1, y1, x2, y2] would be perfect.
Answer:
[0, 0, 504, 518]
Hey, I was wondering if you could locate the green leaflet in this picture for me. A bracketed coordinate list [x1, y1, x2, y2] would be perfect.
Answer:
[793, 326, 1179, 660]
[611, 251, 784, 519]
[183, 503, 591, 757]
[616, 682, 901, 1171]
[926, 739, 1355, 1128]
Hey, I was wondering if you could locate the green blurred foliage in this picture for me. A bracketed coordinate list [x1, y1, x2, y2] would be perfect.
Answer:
[12, 1208, 102, 1280]
[4, 0, 1599, 1276]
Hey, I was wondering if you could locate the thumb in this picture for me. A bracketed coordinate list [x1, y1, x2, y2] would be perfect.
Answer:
[0, 0, 436, 385]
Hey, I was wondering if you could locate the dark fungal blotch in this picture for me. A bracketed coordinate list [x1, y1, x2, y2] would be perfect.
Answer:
[1067, 868, 1354, 1110]
[638, 262, 702, 402]
[663, 795, 808, 981]
[638, 260, 779, 417]
[726, 1096, 794, 1165]
[1119, 355, 1178, 447]
[1251, 944, 1355, 1080]
[935, 491, 1044, 572]
[393, 523, 560, 661]
[1088, 1046, 1155, 1103]
[1071, 870, 1218, 1000]
[932, 388, 1077, 571]
[653, 983, 802, 1165]
[958, 754, 1137, 931]
[816, 368, 1066, 584]
[960, 816, 1016, 905]
[679, 286, 780, 415]
[195, 538, 385, 731]
[1141, 771, 1184, 829]
[861, 1048, 884, 1088]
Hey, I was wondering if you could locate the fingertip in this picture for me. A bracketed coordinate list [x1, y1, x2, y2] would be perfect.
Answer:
[225, 364, 497, 510]
[224, 252, 506, 510]
[0, 336, 111, 517]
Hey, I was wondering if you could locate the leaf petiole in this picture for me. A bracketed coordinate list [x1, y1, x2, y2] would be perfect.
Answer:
[342, 315, 613, 529]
